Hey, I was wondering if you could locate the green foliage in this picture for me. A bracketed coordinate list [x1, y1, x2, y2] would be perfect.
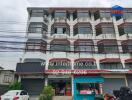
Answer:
[8, 81, 22, 90]
[95, 95, 104, 100]
[39, 85, 54, 100]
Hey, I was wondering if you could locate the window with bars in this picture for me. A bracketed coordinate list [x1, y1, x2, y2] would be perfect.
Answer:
[74, 25, 92, 36]
[100, 63, 123, 69]
[94, 10, 111, 20]
[74, 40, 94, 53]
[98, 42, 119, 53]
[118, 24, 132, 36]
[50, 40, 70, 52]
[122, 41, 132, 53]
[96, 24, 115, 36]
[125, 63, 132, 69]
[124, 11, 132, 20]
[28, 22, 47, 33]
[55, 12, 66, 18]
[25, 39, 47, 53]
[77, 12, 90, 18]
[30, 9, 44, 17]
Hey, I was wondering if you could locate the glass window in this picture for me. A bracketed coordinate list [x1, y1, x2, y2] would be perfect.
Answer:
[55, 12, 66, 18]
[100, 11, 111, 18]
[74, 41, 94, 52]
[78, 27, 92, 34]
[52, 26, 68, 35]
[124, 25, 132, 34]
[125, 63, 132, 69]
[102, 26, 115, 34]
[124, 11, 132, 19]
[31, 9, 43, 17]
[100, 63, 123, 69]
[50, 40, 70, 51]
[78, 12, 90, 18]
[104, 45, 118, 53]
[28, 23, 47, 33]
[98, 43, 118, 53]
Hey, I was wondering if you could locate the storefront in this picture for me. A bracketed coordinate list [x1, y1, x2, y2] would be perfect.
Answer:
[74, 76, 104, 100]
[48, 75, 72, 96]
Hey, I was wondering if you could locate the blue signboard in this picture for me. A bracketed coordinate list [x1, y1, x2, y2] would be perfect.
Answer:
[111, 5, 124, 17]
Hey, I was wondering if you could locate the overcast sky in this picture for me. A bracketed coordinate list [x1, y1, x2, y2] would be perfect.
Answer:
[0, 0, 132, 70]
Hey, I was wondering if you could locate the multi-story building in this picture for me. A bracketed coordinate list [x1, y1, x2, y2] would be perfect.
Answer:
[16, 6, 132, 99]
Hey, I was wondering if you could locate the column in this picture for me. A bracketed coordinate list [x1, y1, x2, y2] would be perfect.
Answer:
[72, 75, 74, 96]
[99, 83, 103, 94]
[18, 76, 21, 82]
[45, 76, 48, 86]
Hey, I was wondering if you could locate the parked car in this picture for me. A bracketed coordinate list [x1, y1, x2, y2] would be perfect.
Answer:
[0, 90, 29, 100]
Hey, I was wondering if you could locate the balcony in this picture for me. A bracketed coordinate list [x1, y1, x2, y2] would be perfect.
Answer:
[122, 40, 132, 53]
[125, 58, 132, 69]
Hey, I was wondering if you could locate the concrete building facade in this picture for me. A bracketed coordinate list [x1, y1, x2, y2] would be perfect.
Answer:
[16, 6, 132, 99]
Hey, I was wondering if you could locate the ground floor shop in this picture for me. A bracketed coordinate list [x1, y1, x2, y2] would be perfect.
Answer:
[17, 73, 132, 100]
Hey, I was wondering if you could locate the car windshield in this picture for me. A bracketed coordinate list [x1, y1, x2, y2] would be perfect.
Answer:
[4, 91, 19, 96]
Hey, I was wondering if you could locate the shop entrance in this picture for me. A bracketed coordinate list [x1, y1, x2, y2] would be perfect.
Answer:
[74, 76, 104, 100]
[48, 78, 72, 96]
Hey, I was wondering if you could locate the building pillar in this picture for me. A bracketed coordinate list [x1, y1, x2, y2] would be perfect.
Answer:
[18, 76, 21, 82]
[72, 75, 74, 96]
[45, 76, 48, 86]
[125, 75, 128, 87]
[99, 83, 103, 94]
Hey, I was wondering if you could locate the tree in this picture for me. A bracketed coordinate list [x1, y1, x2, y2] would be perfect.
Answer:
[39, 85, 54, 100]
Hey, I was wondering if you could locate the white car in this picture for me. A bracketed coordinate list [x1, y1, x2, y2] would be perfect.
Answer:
[0, 90, 29, 100]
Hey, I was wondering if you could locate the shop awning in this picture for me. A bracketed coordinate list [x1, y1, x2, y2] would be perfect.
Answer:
[125, 58, 132, 63]
[100, 58, 121, 63]
[74, 58, 96, 62]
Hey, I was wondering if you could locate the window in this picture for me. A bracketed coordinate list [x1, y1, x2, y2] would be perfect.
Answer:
[118, 24, 132, 36]
[54, 27, 67, 34]
[102, 26, 115, 34]
[98, 41, 119, 53]
[26, 39, 47, 53]
[28, 22, 47, 33]
[30, 9, 43, 17]
[78, 27, 92, 34]
[55, 12, 66, 18]
[122, 41, 132, 53]
[124, 11, 132, 19]
[124, 25, 132, 34]
[94, 10, 111, 20]
[125, 63, 132, 69]
[50, 40, 70, 52]
[74, 40, 94, 53]
[96, 24, 115, 35]
[100, 10, 111, 18]
[78, 12, 90, 18]
[74, 24, 92, 36]
[100, 63, 123, 69]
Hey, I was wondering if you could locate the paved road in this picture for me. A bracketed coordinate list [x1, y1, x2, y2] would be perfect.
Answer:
[30, 95, 39, 100]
